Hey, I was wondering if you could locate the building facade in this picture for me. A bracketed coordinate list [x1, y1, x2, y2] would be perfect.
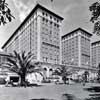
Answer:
[2, 4, 63, 65]
[0, 51, 11, 65]
[61, 28, 92, 68]
[0, 51, 13, 74]
[91, 40, 100, 68]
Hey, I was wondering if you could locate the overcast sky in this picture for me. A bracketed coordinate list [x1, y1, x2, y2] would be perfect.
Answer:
[0, 0, 99, 50]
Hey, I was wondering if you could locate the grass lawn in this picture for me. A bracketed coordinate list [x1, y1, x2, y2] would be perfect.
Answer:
[0, 83, 99, 100]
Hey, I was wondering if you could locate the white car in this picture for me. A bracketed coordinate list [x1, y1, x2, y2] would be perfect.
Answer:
[49, 75, 63, 84]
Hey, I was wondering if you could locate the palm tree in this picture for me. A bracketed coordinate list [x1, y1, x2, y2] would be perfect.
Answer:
[53, 66, 70, 84]
[3, 51, 42, 86]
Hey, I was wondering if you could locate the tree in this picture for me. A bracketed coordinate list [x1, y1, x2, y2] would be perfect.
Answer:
[53, 66, 70, 84]
[89, 1, 100, 35]
[82, 71, 89, 83]
[3, 51, 41, 86]
[0, 0, 15, 25]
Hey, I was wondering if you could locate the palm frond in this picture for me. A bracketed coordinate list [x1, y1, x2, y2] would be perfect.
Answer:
[23, 53, 34, 69]
[24, 52, 33, 63]
[13, 51, 18, 57]
[3, 62, 20, 73]
[2, 63, 12, 69]
[24, 58, 33, 68]
[25, 60, 33, 69]
[2, 62, 12, 67]
[13, 51, 23, 68]
[9, 67, 19, 73]
[21, 51, 26, 60]
[7, 57, 18, 68]
[17, 53, 24, 68]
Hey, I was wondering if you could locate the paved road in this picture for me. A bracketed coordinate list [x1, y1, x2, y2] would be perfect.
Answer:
[0, 83, 99, 100]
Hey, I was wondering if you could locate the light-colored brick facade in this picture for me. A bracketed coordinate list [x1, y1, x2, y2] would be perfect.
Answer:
[61, 28, 92, 68]
[91, 41, 100, 67]
[2, 4, 63, 65]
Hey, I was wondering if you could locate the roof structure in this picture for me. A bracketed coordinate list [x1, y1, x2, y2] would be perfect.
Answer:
[62, 27, 92, 39]
[91, 34, 100, 44]
[91, 40, 100, 45]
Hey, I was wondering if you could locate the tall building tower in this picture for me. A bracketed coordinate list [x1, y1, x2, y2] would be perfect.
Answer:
[91, 40, 100, 68]
[2, 4, 63, 65]
[61, 28, 92, 69]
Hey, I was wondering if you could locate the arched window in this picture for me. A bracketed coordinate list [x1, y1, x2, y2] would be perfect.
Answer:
[49, 68, 53, 71]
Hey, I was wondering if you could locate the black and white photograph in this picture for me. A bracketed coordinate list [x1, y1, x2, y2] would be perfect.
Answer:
[0, 0, 100, 100]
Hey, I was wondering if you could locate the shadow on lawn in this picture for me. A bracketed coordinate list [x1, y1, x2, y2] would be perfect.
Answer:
[30, 94, 79, 100]
[84, 86, 100, 100]
[62, 94, 79, 100]
[30, 98, 54, 100]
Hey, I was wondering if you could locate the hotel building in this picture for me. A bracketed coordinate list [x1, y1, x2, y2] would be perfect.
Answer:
[61, 28, 92, 69]
[91, 40, 100, 68]
[2, 4, 63, 66]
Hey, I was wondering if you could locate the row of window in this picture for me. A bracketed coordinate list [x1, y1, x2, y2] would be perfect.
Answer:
[42, 17, 59, 28]
[42, 11, 60, 23]
[42, 57, 59, 64]
[5, 17, 38, 53]
[91, 46, 100, 67]
[62, 60, 78, 65]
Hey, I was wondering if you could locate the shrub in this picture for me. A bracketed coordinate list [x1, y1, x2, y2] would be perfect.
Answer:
[0, 78, 6, 84]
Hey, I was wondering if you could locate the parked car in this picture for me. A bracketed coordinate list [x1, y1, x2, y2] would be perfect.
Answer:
[5, 73, 20, 86]
[47, 75, 63, 84]
[66, 78, 75, 85]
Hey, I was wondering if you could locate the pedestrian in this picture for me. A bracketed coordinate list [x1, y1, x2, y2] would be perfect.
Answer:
[82, 74, 86, 86]
[5, 76, 9, 86]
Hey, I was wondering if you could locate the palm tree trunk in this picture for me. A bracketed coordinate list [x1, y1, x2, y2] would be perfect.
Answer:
[20, 74, 26, 86]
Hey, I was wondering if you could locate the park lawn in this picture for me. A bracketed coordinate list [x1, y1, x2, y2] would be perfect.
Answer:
[0, 83, 95, 100]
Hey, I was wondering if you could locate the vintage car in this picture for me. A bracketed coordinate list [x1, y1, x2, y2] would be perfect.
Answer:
[5, 72, 20, 86]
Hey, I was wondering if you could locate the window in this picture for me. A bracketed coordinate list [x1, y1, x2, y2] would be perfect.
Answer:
[57, 24, 59, 28]
[42, 12, 44, 15]
[57, 20, 59, 23]
[42, 17, 45, 21]
[50, 16, 52, 19]
[50, 30, 52, 35]
[46, 19, 48, 23]
[50, 21, 52, 25]
[54, 23, 56, 26]
[46, 13, 48, 16]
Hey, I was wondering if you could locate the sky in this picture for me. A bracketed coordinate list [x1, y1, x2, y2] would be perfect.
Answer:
[0, 0, 99, 50]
